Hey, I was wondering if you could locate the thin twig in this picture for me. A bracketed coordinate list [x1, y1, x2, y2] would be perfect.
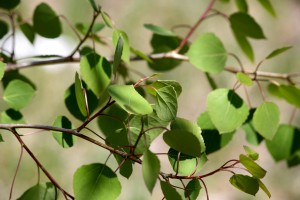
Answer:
[9, 145, 23, 200]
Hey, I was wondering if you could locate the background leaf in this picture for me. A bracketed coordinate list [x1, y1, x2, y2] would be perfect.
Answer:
[266, 46, 292, 59]
[188, 33, 227, 74]
[17, 182, 55, 200]
[142, 149, 160, 193]
[20, 23, 35, 44]
[0, 20, 8, 39]
[253, 102, 280, 140]
[235, 0, 248, 12]
[207, 89, 249, 133]
[113, 30, 130, 63]
[144, 24, 176, 36]
[3, 79, 36, 110]
[108, 85, 153, 115]
[1, 109, 25, 124]
[257, 0, 276, 17]
[33, 3, 62, 38]
[0, 61, 5, 80]
[51, 116, 76, 148]
[113, 36, 124, 76]
[73, 163, 121, 200]
[0, 0, 20, 10]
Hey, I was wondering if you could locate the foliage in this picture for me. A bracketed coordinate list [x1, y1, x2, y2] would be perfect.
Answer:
[0, 0, 299, 199]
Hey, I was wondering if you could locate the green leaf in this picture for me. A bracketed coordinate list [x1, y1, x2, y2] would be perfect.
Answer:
[188, 33, 227, 74]
[64, 81, 98, 121]
[184, 179, 201, 200]
[73, 163, 121, 200]
[114, 155, 133, 179]
[3, 79, 36, 110]
[0, 61, 5, 80]
[0, 0, 20, 10]
[80, 53, 111, 98]
[229, 174, 259, 196]
[51, 116, 76, 148]
[17, 182, 55, 200]
[287, 151, 300, 167]
[266, 124, 294, 161]
[142, 149, 160, 193]
[155, 86, 178, 121]
[1, 109, 25, 124]
[0, 134, 3, 142]
[207, 89, 249, 133]
[239, 154, 266, 179]
[113, 30, 130, 63]
[243, 145, 259, 160]
[108, 85, 153, 115]
[147, 80, 182, 97]
[256, 178, 271, 198]
[266, 46, 292, 59]
[168, 148, 207, 175]
[75, 72, 87, 117]
[233, 30, 254, 61]
[33, 3, 62, 38]
[130, 47, 153, 63]
[0, 20, 9, 39]
[242, 108, 264, 145]
[253, 102, 280, 140]
[89, 0, 99, 12]
[235, 0, 248, 12]
[230, 12, 266, 39]
[205, 72, 218, 90]
[160, 181, 182, 200]
[75, 23, 105, 35]
[236, 72, 253, 86]
[148, 34, 188, 71]
[277, 85, 300, 108]
[101, 11, 114, 28]
[20, 23, 35, 44]
[257, 0, 276, 17]
[144, 24, 176, 37]
[113, 36, 124, 76]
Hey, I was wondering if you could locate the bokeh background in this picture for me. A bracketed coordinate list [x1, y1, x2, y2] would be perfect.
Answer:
[1, 0, 300, 199]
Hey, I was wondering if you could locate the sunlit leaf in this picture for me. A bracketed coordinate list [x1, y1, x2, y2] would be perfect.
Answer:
[253, 102, 279, 140]
[207, 89, 249, 133]
[229, 174, 259, 196]
[230, 12, 266, 39]
[184, 179, 201, 200]
[1, 109, 25, 124]
[160, 181, 182, 200]
[33, 3, 62, 38]
[73, 163, 121, 200]
[239, 154, 266, 179]
[144, 24, 176, 37]
[17, 182, 55, 200]
[142, 150, 160, 193]
[52, 116, 76, 148]
[188, 33, 227, 74]
[108, 85, 153, 115]
[256, 178, 271, 198]
[3, 79, 36, 110]
[147, 80, 182, 97]
[236, 72, 253, 86]
[155, 86, 177, 121]
[243, 145, 259, 160]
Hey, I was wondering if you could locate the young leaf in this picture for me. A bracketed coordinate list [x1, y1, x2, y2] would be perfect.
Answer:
[1, 109, 25, 124]
[0, 0, 20, 10]
[160, 181, 182, 200]
[17, 182, 55, 200]
[108, 85, 153, 115]
[113, 36, 124, 76]
[230, 12, 266, 39]
[75, 72, 87, 117]
[144, 24, 176, 37]
[52, 116, 76, 148]
[256, 178, 271, 198]
[235, 0, 248, 12]
[257, 0, 276, 17]
[0, 61, 5, 80]
[73, 163, 121, 200]
[265, 124, 294, 161]
[101, 11, 114, 28]
[88, 0, 99, 12]
[184, 179, 201, 200]
[243, 145, 259, 160]
[229, 174, 259, 196]
[80, 53, 111, 98]
[253, 102, 280, 140]
[20, 23, 35, 44]
[3, 79, 36, 110]
[33, 3, 62, 38]
[188, 33, 227, 74]
[236, 72, 253, 86]
[266, 46, 292, 59]
[113, 30, 130, 63]
[155, 86, 178, 122]
[239, 154, 266, 179]
[0, 20, 8, 39]
[168, 148, 207, 175]
[207, 89, 249, 133]
[142, 149, 160, 193]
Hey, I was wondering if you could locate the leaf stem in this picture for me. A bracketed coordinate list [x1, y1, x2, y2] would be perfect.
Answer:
[9, 145, 23, 200]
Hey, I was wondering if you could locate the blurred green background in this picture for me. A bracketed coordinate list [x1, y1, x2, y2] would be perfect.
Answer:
[1, 0, 300, 199]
